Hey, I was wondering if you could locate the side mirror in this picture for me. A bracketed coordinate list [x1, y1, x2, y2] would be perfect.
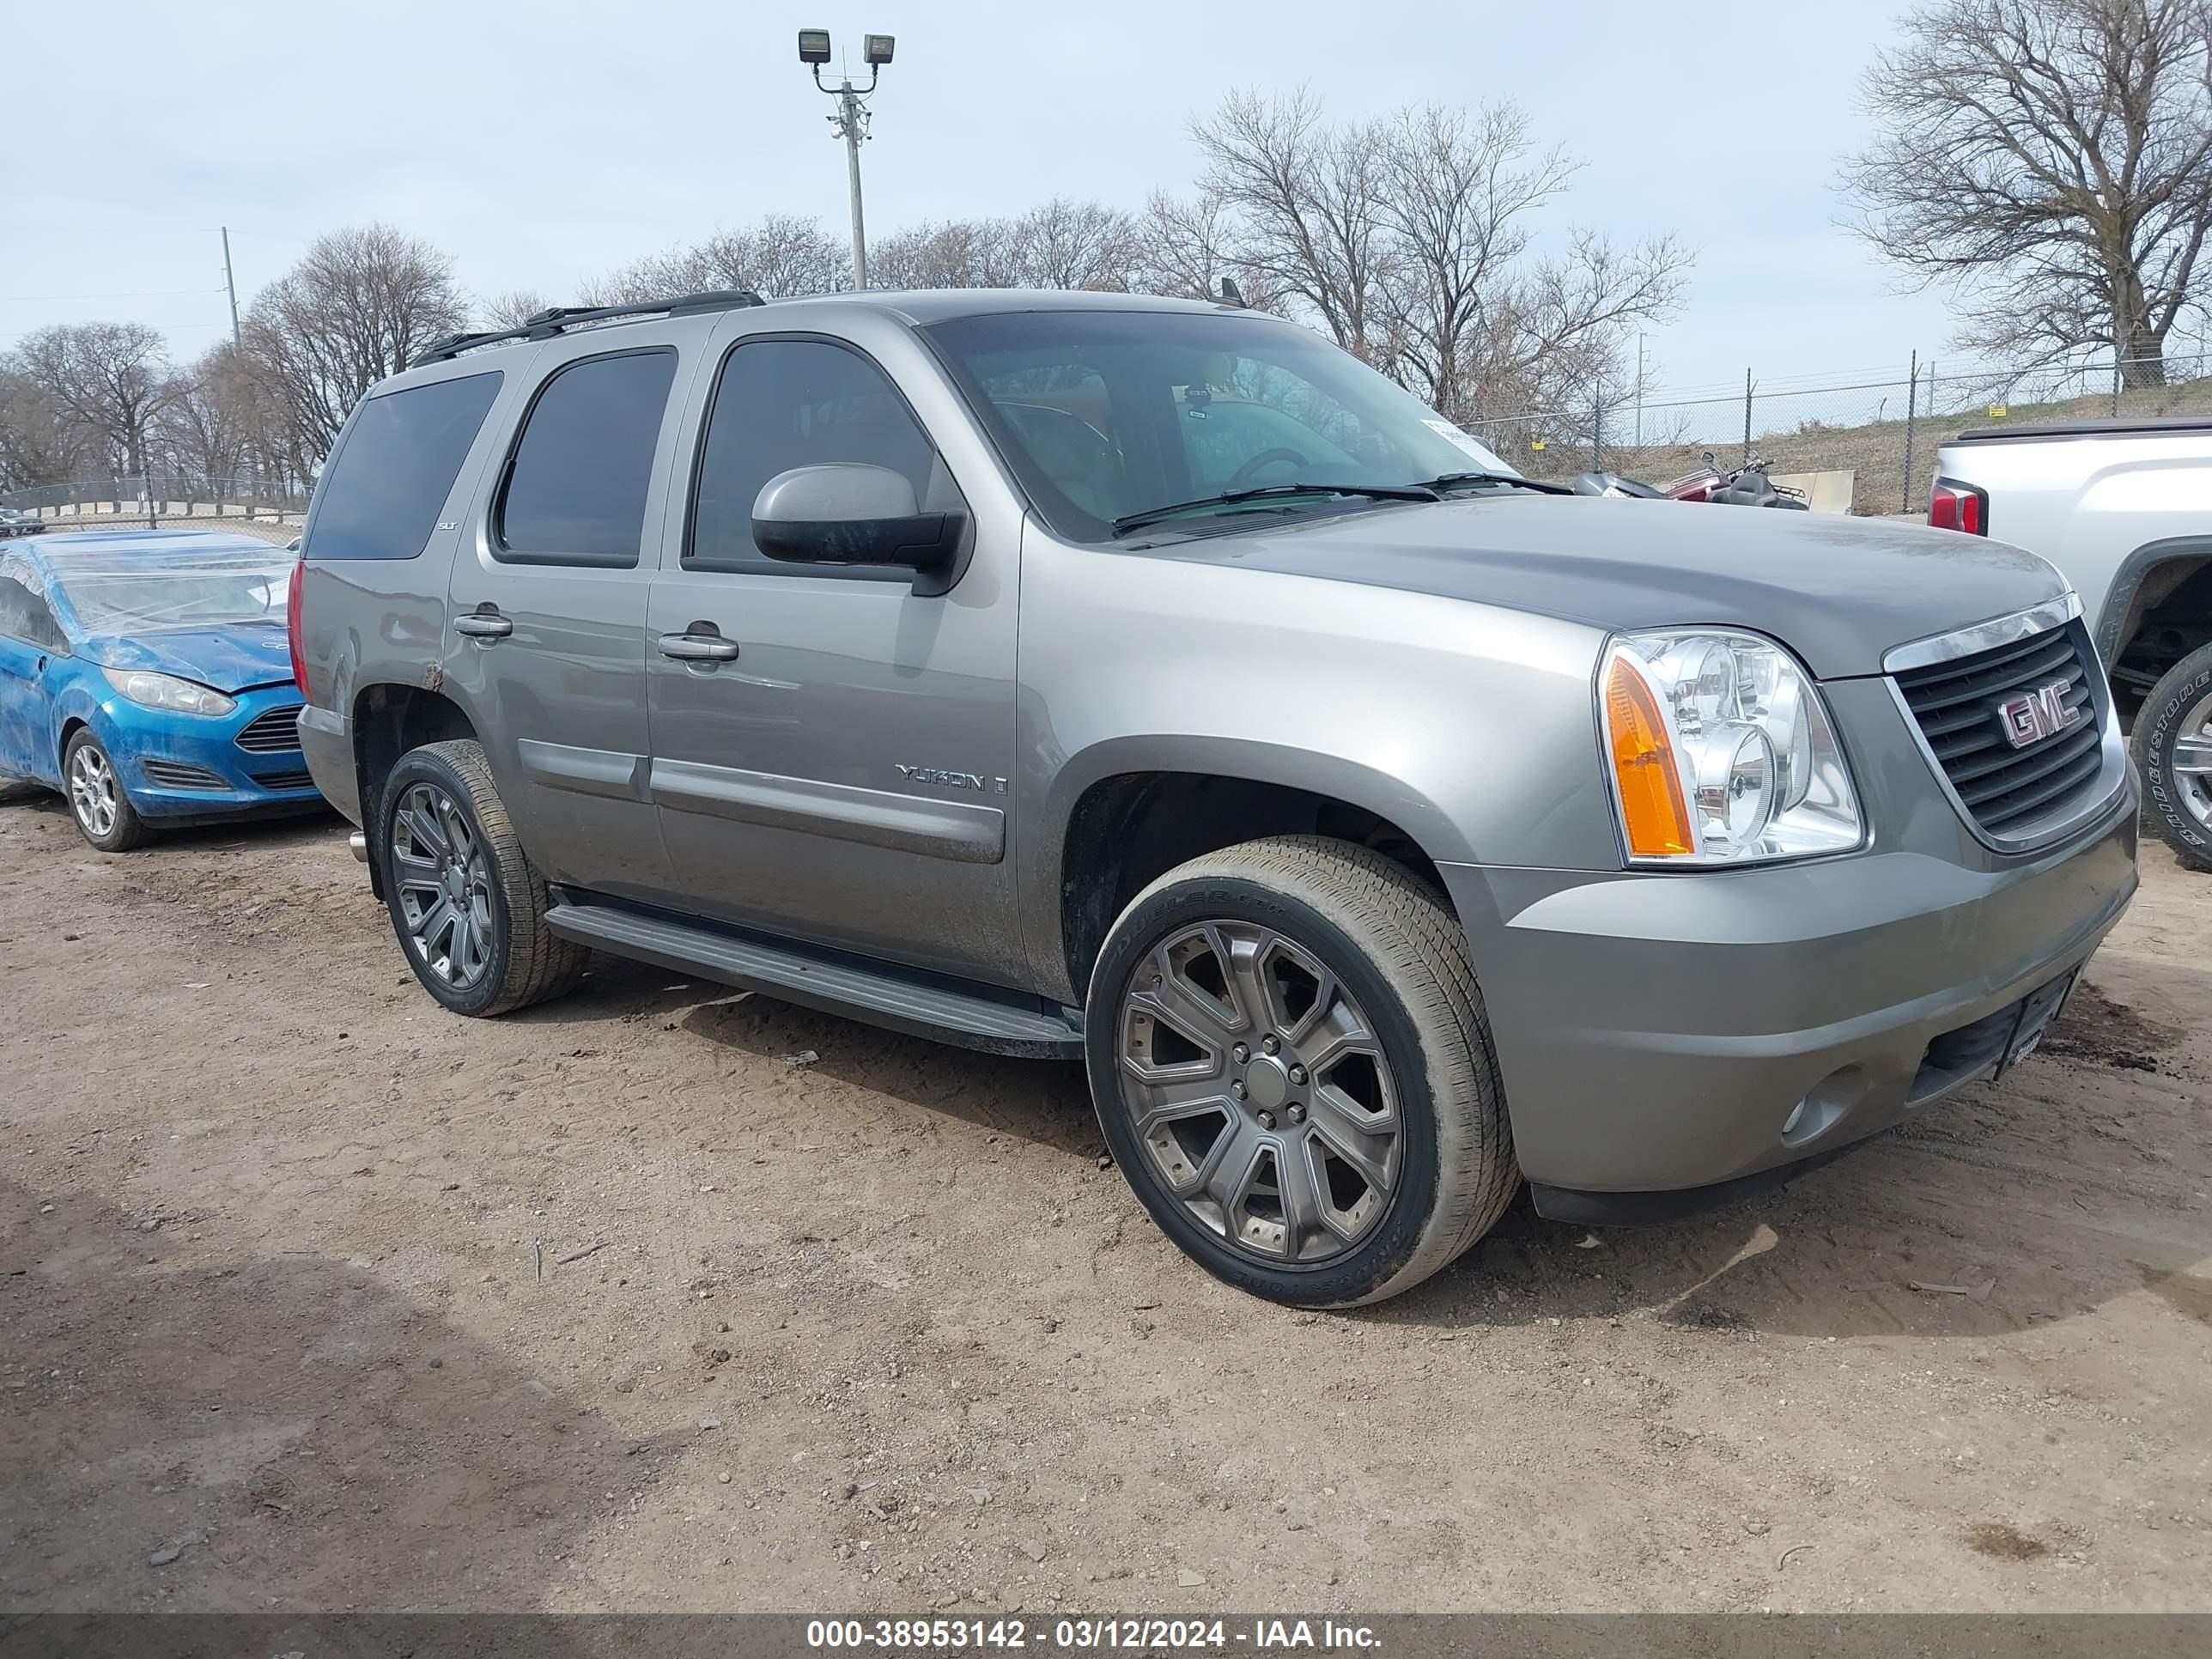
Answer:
[751, 465, 963, 589]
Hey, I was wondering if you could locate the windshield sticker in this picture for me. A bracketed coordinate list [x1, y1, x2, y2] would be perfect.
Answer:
[1423, 418, 1496, 461]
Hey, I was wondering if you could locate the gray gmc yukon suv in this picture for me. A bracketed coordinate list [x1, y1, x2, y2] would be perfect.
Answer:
[291, 289, 2139, 1307]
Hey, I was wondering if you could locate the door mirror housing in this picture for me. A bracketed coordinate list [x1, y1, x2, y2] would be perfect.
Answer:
[751, 465, 965, 591]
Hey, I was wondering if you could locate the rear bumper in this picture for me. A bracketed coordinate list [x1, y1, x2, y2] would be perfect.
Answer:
[296, 703, 361, 824]
[1439, 785, 2139, 1198]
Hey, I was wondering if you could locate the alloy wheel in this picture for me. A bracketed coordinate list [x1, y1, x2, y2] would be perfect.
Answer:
[68, 745, 118, 839]
[390, 781, 496, 989]
[1115, 921, 1402, 1266]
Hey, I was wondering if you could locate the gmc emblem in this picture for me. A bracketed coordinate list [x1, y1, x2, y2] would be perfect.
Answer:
[1996, 679, 2085, 749]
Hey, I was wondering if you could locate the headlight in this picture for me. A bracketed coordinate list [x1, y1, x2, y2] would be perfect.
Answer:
[101, 667, 237, 718]
[1600, 628, 1863, 865]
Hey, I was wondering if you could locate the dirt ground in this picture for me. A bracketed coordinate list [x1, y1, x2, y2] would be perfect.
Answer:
[2, 787, 2207, 1615]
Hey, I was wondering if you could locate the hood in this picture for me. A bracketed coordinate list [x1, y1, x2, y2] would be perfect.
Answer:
[78, 623, 295, 696]
[1156, 496, 2067, 678]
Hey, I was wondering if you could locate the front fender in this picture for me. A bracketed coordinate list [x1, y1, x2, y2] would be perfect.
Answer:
[1012, 532, 1620, 1001]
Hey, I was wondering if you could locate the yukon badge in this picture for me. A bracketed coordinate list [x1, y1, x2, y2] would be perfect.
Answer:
[896, 764, 1007, 793]
[1996, 679, 2086, 749]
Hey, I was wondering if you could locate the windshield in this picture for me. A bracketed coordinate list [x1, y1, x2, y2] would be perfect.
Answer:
[921, 308, 1514, 541]
[52, 549, 294, 633]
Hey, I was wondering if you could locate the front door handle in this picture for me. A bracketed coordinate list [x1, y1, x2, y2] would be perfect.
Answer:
[659, 629, 740, 663]
[454, 608, 513, 640]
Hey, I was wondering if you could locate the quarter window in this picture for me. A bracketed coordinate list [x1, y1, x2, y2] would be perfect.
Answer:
[306, 371, 502, 561]
[688, 338, 938, 574]
[497, 349, 678, 568]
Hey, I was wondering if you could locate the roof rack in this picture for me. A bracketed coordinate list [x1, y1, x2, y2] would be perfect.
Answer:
[412, 288, 769, 367]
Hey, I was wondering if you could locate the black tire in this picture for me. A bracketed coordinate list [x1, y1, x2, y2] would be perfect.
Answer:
[1084, 835, 1518, 1308]
[377, 738, 587, 1017]
[63, 730, 149, 852]
[2132, 642, 2212, 873]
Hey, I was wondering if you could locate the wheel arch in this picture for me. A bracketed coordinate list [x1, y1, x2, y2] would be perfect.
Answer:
[350, 682, 480, 898]
[1033, 736, 1477, 1007]
[2095, 535, 2212, 684]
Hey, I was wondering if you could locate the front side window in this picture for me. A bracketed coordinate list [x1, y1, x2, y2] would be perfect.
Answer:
[922, 309, 1512, 542]
[688, 337, 937, 574]
[0, 569, 66, 652]
[307, 371, 502, 561]
[497, 349, 678, 567]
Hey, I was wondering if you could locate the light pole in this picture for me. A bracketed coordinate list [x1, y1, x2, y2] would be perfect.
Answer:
[799, 28, 894, 291]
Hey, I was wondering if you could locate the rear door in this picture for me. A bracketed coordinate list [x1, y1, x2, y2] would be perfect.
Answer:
[0, 570, 66, 785]
[443, 331, 702, 905]
[642, 322, 1025, 985]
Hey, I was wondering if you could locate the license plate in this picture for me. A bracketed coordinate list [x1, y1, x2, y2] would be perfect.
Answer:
[1997, 967, 2080, 1076]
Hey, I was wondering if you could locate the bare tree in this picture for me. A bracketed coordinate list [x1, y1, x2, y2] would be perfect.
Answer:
[9, 322, 175, 475]
[153, 343, 258, 487]
[1129, 188, 1283, 307]
[1189, 89, 1687, 422]
[584, 215, 849, 305]
[478, 289, 554, 330]
[1005, 198, 1143, 291]
[870, 216, 1024, 289]
[239, 224, 468, 464]
[1191, 88, 1397, 357]
[1842, 0, 2212, 385]
[0, 366, 95, 490]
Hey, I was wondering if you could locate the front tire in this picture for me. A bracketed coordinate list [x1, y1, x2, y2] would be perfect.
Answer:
[1085, 836, 1518, 1308]
[2131, 643, 2212, 873]
[378, 739, 587, 1017]
[64, 731, 148, 852]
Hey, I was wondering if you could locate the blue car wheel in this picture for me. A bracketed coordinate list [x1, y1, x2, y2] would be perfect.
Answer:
[65, 729, 149, 852]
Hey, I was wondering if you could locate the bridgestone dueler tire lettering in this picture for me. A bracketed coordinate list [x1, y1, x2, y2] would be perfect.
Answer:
[2132, 644, 2212, 874]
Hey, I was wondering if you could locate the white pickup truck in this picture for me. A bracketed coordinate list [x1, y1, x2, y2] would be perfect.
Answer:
[1931, 414, 2212, 870]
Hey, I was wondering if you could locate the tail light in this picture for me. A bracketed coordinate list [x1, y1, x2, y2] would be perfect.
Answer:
[1929, 477, 1988, 535]
[286, 557, 309, 694]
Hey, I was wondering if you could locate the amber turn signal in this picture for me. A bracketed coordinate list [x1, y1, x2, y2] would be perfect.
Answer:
[1604, 651, 1694, 857]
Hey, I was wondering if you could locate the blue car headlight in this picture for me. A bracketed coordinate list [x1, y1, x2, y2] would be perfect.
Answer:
[101, 667, 238, 718]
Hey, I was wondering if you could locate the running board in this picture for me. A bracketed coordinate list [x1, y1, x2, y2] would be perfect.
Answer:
[544, 896, 1085, 1060]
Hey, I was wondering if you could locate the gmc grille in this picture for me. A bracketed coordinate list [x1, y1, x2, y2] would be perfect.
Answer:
[234, 704, 303, 753]
[1894, 621, 2103, 838]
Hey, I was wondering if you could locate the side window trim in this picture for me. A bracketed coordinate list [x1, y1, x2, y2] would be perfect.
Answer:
[678, 330, 941, 583]
[491, 344, 679, 570]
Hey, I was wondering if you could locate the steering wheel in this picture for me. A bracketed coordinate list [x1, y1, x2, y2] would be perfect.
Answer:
[1228, 447, 1310, 488]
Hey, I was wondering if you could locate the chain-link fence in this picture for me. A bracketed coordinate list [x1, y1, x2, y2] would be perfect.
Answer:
[0, 473, 309, 539]
[1468, 349, 2212, 516]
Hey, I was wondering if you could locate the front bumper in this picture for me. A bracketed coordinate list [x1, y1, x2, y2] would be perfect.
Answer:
[102, 687, 324, 820]
[1438, 784, 2138, 1203]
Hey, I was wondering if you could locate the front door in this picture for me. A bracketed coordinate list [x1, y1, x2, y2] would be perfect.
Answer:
[0, 572, 64, 785]
[442, 339, 696, 905]
[645, 331, 1023, 986]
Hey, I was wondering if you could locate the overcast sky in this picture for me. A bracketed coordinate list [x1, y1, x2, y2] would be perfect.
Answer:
[4, 0, 1961, 401]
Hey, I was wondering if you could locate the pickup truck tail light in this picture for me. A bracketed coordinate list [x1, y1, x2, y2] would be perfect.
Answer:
[1929, 478, 1988, 535]
[286, 557, 308, 693]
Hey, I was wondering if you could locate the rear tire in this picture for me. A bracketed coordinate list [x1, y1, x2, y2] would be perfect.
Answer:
[1085, 835, 1518, 1308]
[377, 739, 587, 1017]
[64, 732, 148, 852]
[2131, 643, 2212, 873]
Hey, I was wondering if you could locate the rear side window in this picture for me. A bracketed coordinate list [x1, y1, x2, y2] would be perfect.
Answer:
[687, 337, 937, 575]
[496, 349, 678, 568]
[307, 371, 502, 561]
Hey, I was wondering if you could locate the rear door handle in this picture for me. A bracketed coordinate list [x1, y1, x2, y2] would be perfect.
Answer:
[454, 609, 513, 640]
[659, 630, 740, 663]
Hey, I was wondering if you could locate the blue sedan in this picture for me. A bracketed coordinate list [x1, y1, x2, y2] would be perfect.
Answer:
[0, 530, 324, 850]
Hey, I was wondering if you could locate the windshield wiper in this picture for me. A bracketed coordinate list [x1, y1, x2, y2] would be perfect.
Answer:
[1417, 471, 1574, 496]
[1110, 481, 1439, 537]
